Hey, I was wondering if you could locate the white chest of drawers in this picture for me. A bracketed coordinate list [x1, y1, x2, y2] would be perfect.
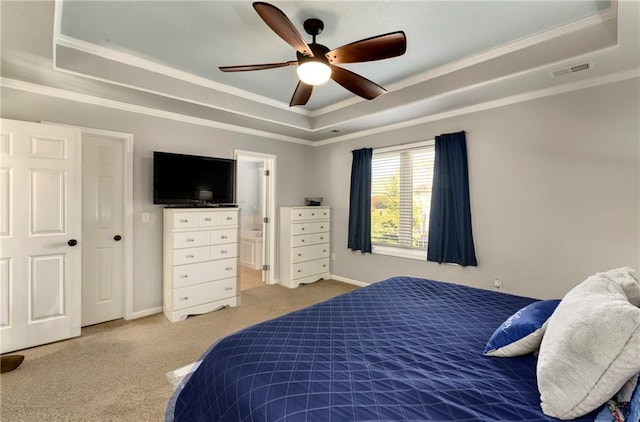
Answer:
[279, 206, 330, 288]
[163, 208, 240, 322]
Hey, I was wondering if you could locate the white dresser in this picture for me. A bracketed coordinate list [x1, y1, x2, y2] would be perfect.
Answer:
[279, 206, 330, 288]
[163, 208, 240, 322]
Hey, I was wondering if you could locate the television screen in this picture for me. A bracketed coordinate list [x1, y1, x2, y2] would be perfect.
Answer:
[153, 151, 236, 205]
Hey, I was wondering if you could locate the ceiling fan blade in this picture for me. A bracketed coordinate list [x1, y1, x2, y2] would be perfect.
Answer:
[253, 2, 313, 57]
[326, 31, 407, 64]
[219, 61, 297, 72]
[330, 65, 386, 100]
[290, 80, 313, 106]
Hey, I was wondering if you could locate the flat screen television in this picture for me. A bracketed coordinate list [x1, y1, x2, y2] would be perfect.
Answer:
[153, 151, 236, 206]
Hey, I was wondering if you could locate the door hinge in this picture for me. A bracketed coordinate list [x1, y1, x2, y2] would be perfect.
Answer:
[262, 265, 269, 271]
[263, 217, 270, 224]
[264, 170, 270, 176]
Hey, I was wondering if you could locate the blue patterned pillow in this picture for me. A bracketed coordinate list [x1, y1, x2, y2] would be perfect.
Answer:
[484, 299, 560, 357]
[628, 376, 640, 422]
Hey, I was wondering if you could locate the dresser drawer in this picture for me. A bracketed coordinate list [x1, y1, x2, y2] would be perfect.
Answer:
[292, 244, 330, 264]
[292, 258, 329, 280]
[172, 277, 237, 310]
[218, 211, 238, 226]
[173, 231, 209, 249]
[173, 246, 209, 266]
[292, 234, 312, 247]
[292, 223, 312, 235]
[173, 258, 237, 288]
[291, 208, 330, 221]
[209, 228, 237, 245]
[198, 212, 219, 227]
[312, 232, 329, 245]
[311, 221, 329, 233]
[210, 244, 237, 260]
[173, 213, 198, 229]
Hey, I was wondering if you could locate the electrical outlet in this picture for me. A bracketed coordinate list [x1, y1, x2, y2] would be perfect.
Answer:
[493, 277, 502, 290]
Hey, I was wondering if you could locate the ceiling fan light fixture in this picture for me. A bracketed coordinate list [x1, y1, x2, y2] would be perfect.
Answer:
[297, 61, 331, 85]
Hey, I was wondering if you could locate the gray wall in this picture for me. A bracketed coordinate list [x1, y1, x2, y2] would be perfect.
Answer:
[315, 78, 640, 299]
[0, 88, 316, 313]
[2, 76, 638, 313]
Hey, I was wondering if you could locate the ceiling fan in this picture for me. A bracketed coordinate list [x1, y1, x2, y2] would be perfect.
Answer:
[219, 2, 407, 107]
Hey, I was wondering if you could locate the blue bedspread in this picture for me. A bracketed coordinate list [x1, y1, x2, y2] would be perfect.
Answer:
[167, 277, 599, 421]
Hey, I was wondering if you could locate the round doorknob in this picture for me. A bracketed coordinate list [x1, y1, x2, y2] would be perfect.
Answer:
[114, 235, 122, 241]
[67, 239, 78, 247]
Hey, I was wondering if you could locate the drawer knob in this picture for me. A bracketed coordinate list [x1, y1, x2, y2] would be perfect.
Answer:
[226, 216, 233, 220]
[297, 269, 302, 273]
[186, 254, 195, 258]
[311, 213, 315, 216]
[323, 249, 326, 253]
[320, 237, 324, 240]
[179, 296, 189, 301]
[224, 287, 233, 291]
[323, 264, 327, 268]
[180, 219, 188, 223]
[186, 238, 194, 242]
[205, 217, 212, 221]
[298, 253, 302, 257]
[221, 250, 227, 254]
[301, 239, 305, 243]
[301, 228, 305, 231]
[179, 274, 189, 278]
[225, 267, 233, 271]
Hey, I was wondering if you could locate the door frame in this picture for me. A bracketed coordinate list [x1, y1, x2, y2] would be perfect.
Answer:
[234, 150, 277, 285]
[44, 122, 134, 320]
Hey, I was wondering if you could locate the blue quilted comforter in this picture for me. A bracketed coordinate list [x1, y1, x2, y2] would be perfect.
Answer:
[167, 277, 599, 421]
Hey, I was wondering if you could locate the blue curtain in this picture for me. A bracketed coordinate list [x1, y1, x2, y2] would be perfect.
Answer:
[427, 131, 477, 266]
[348, 148, 373, 253]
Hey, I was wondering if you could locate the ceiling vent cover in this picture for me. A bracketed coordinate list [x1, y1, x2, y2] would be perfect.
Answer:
[549, 63, 592, 78]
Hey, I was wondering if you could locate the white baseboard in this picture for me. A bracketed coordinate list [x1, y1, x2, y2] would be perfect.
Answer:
[330, 274, 370, 287]
[125, 306, 162, 320]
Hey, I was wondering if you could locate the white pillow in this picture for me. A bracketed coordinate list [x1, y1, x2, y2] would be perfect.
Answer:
[537, 267, 640, 420]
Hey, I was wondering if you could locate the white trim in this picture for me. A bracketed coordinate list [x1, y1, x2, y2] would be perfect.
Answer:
[309, 6, 618, 117]
[371, 245, 427, 261]
[329, 275, 369, 288]
[375, 139, 434, 154]
[4, 68, 638, 147]
[43, 122, 135, 321]
[234, 150, 278, 286]
[1, 78, 312, 146]
[53, 34, 308, 117]
[314, 68, 640, 146]
[125, 307, 163, 321]
[52, 1, 615, 120]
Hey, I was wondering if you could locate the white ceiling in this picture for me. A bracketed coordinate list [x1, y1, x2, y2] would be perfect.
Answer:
[1, 1, 638, 144]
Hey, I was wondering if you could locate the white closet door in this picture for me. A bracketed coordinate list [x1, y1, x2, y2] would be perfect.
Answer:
[81, 134, 124, 326]
[0, 118, 82, 353]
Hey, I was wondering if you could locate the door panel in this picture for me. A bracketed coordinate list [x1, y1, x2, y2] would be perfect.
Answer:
[81, 135, 124, 326]
[0, 118, 81, 354]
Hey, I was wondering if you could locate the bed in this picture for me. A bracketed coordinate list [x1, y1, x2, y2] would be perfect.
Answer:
[166, 276, 602, 421]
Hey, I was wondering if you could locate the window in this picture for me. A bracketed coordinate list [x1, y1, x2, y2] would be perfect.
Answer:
[370, 141, 435, 257]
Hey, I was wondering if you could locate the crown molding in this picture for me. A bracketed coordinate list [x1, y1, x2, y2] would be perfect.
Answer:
[314, 68, 639, 146]
[308, 5, 618, 118]
[0, 77, 313, 146]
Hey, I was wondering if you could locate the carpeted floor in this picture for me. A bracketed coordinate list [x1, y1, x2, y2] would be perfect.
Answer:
[0, 279, 358, 422]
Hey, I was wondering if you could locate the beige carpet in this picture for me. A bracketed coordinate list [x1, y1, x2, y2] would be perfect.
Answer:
[0, 280, 358, 422]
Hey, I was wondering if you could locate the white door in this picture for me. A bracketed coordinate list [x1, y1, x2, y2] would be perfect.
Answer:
[0, 118, 82, 353]
[81, 134, 124, 326]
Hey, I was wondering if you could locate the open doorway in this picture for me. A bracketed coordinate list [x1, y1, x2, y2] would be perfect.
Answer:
[234, 150, 276, 290]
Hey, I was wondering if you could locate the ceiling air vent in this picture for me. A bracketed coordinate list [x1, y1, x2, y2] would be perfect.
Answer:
[549, 63, 592, 78]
